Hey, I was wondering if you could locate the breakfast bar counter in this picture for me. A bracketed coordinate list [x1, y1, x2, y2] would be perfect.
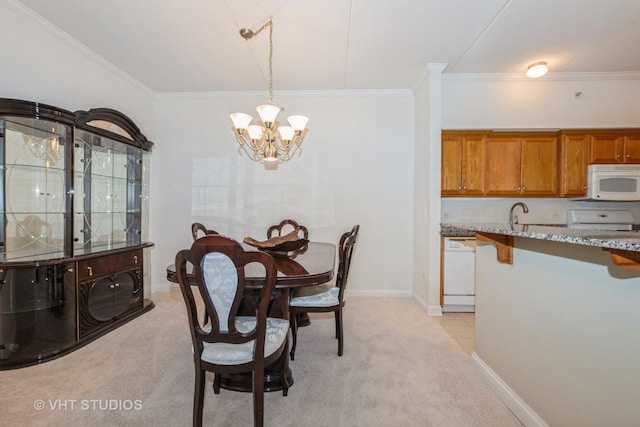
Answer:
[442, 223, 640, 269]
[441, 223, 640, 251]
[442, 222, 640, 427]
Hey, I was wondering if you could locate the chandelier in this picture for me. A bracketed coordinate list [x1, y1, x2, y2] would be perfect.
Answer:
[230, 19, 309, 170]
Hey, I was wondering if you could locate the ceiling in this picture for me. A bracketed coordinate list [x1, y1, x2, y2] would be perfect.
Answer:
[16, 0, 640, 93]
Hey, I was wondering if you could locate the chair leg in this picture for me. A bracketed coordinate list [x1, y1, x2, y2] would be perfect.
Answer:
[213, 373, 221, 394]
[281, 340, 290, 397]
[253, 364, 265, 427]
[289, 312, 298, 360]
[335, 309, 344, 356]
[194, 367, 205, 427]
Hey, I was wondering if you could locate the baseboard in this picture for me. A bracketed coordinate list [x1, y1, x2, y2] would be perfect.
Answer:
[471, 353, 548, 427]
[346, 290, 413, 298]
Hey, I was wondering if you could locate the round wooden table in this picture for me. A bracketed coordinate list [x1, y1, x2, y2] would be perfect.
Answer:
[166, 241, 336, 392]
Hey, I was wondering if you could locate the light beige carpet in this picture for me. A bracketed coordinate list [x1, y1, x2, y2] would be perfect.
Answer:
[1, 290, 522, 426]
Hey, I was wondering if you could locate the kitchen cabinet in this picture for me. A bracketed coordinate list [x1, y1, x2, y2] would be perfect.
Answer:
[441, 132, 486, 196]
[0, 98, 153, 369]
[560, 132, 590, 197]
[485, 134, 558, 196]
[590, 130, 640, 164]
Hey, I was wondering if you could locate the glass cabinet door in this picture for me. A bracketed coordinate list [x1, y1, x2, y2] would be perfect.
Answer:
[1, 117, 70, 261]
[73, 130, 143, 251]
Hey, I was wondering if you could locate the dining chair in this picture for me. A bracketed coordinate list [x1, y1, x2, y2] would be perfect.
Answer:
[191, 222, 219, 241]
[175, 235, 290, 427]
[288, 224, 359, 360]
[266, 219, 309, 240]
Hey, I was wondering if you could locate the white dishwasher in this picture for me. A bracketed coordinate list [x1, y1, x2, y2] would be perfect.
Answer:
[442, 237, 476, 312]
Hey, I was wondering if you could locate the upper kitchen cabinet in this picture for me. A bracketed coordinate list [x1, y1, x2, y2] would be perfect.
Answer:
[441, 131, 487, 196]
[589, 130, 640, 164]
[559, 132, 590, 197]
[484, 134, 558, 197]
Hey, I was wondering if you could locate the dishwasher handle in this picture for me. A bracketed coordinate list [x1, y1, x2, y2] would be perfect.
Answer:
[444, 237, 477, 251]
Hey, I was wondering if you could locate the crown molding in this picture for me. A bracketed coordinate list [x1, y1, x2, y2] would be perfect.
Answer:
[156, 89, 413, 100]
[443, 71, 640, 83]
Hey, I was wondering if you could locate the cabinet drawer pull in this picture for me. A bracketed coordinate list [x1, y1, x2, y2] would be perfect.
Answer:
[133, 255, 138, 264]
[87, 266, 93, 277]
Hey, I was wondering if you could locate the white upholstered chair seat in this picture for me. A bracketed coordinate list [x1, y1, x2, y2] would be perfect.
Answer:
[201, 316, 289, 365]
[290, 286, 339, 307]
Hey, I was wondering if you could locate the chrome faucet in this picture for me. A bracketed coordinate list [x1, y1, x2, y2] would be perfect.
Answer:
[509, 202, 529, 226]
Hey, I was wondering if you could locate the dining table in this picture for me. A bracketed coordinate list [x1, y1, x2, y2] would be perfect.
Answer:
[166, 241, 336, 392]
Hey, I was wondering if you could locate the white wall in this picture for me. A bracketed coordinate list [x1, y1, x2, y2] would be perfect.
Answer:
[475, 237, 640, 426]
[151, 91, 414, 295]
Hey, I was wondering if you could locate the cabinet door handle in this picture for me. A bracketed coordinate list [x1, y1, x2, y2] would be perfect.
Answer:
[87, 266, 93, 277]
[109, 283, 120, 289]
[133, 255, 138, 264]
[626, 154, 631, 158]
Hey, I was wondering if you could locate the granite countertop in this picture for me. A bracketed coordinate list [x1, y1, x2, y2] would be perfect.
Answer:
[441, 223, 640, 252]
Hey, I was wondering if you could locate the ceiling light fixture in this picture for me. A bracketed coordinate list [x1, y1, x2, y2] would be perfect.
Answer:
[526, 62, 548, 78]
[230, 19, 309, 170]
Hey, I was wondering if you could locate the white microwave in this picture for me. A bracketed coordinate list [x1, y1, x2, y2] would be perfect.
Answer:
[587, 164, 640, 201]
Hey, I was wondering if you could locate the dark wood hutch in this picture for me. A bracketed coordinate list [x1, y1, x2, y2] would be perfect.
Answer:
[0, 98, 154, 369]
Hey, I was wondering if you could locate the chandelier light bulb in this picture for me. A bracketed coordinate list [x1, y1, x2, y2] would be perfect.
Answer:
[278, 126, 294, 141]
[256, 104, 280, 125]
[287, 115, 309, 131]
[230, 112, 253, 130]
[247, 125, 264, 140]
[526, 62, 548, 78]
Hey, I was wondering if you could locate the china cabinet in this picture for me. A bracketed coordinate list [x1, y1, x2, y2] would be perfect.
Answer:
[0, 98, 153, 369]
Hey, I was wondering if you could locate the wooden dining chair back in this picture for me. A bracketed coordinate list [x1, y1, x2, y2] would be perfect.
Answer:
[289, 224, 359, 359]
[175, 235, 289, 427]
[191, 222, 219, 241]
[266, 219, 309, 240]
